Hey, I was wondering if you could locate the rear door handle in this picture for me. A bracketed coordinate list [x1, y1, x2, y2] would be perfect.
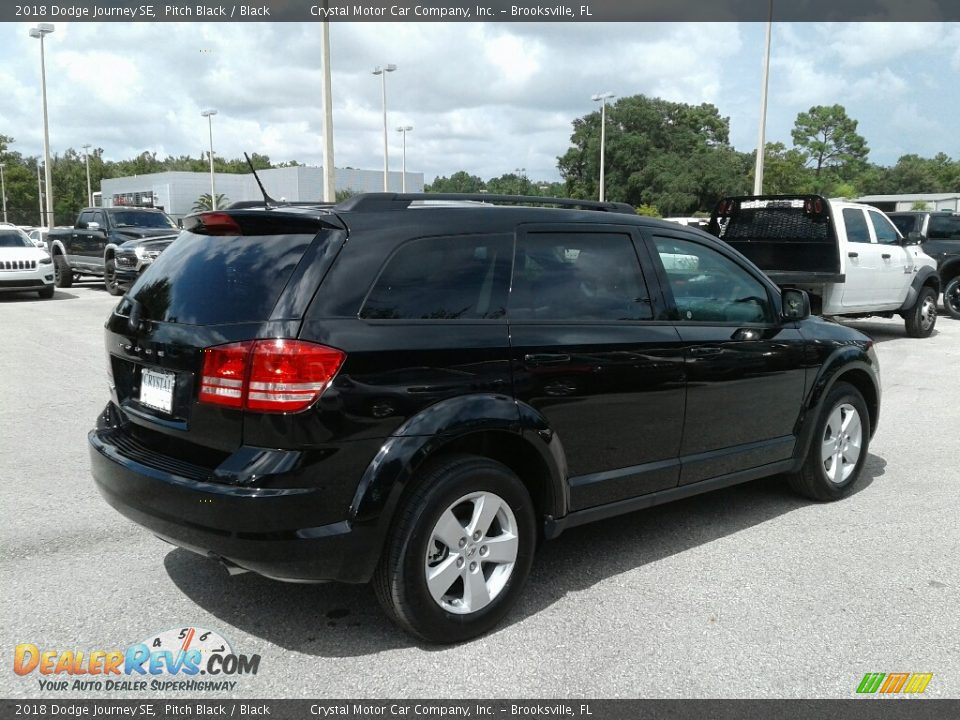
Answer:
[848, 252, 859, 258]
[689, 347, 723, 357]
[882, 253, 891, 259]
[524, 353, 570, 366]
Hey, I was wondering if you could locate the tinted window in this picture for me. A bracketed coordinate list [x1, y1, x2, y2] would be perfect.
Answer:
[111, 211, 177, 229]
[843, 209, 871, 243]
[78, 211, 95, 226]
[92, 211, 105, 227]
[869, 212, 899, 245]
[510, 232, 651, 321]
[654, 236, 773, 324]
[0, 229, 31, 248]
[361, 235, 511, 320]
[929, 214, 960, 239]
[889, 215, 919, 236]
[127, 231, 318, 325]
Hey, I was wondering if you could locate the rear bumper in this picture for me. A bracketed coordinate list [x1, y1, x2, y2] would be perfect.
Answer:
[88, 407, 381, 583]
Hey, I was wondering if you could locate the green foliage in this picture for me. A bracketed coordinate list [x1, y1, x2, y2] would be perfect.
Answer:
[191, 193, 230, 212]
[911, 200, 931, 210]
[335, 188, 359, 202]
[635, 204, 660, 217]
[790, 105, 869, 190]
[427, 171, 485, 193]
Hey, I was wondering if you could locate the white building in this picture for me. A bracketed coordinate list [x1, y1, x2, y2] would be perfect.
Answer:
[99, 166, 423, 219]
[856, 193, 960, 213]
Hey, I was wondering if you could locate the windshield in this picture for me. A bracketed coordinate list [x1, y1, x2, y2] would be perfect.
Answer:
[0, 230, 32, 248]
[110, 211, 177, 229]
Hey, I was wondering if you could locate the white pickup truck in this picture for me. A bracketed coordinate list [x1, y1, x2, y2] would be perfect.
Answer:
[708, 195, 941, 337]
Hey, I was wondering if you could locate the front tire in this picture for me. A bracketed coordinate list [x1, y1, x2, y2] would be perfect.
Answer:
[105, 258, 123, 296]
[53, 256, 73, 288]
[787, 382, 870, 502]
[943, 276, 960, 320]
[373, 454, 536, 644]
[904, 285, 937, 337]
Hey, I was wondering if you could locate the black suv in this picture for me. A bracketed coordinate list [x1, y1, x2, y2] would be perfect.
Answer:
[887, 211, 960, 319]
[90, 194, 881, 643]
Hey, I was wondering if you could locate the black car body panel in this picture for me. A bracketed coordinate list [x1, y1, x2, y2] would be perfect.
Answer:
[90, 198, 881, 584]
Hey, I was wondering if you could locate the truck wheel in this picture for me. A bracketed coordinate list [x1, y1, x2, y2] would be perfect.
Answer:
[904, 285, 937, 337]
[373, 454, 536, 643]
[38, 286, 54, 299]
[53, 256, 73, 288]
[787, 382, 870, 502]
[943, 276, 960, 320]
[104, 259, 123, 296]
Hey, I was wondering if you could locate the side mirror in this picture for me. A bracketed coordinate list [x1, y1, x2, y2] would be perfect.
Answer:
[782, 288, 811, 321]
[76, 221, 88, 230]
[904, 231, 924, 245]
[87, 221, 101, 231]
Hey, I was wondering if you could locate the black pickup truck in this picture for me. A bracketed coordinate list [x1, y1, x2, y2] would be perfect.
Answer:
[48, 207, 179, 295]
[888, 211, 960, 318]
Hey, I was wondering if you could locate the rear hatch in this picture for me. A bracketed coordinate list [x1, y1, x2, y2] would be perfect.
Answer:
[708, 195, 843, 284]
[105, 209, 346, 458]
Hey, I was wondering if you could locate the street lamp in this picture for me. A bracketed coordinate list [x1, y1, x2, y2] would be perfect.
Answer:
[591, 92, 615, 202]
[0, 163, 7, 223]
[200, 109, 218, 210]
[29, 23, 55, 227]
[396, 126, 412, 193]
[37, 163, 44, 226]
[753, 0, 774, 194]
[81, 144, 92, 207]
[372, 64, 397, 191]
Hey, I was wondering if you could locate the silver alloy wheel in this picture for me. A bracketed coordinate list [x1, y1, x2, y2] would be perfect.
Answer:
[821, 402, 863, 484]
[424, 491, 519, 615]
[919, 295, 937, 331]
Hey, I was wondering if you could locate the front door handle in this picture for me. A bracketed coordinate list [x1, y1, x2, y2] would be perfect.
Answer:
[882, 253, 891, 259]
[689, 347, 723, 357]
[732, 328, 762, 341]
[848, 251, 859, 258]
[524, 353, 571, 366]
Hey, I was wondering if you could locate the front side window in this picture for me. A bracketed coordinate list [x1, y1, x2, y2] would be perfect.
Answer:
[360, 235, 511, 320]
[510, 232, 652, 321]
[869, 211, 900, 245]
[843, 208, 871, 244]
[654, 236, 773, 324]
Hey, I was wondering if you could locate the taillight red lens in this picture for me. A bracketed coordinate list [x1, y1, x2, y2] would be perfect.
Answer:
[189, 212, 242, 236]
[199, 341, 253, 408]
[198, 340, 344, 413]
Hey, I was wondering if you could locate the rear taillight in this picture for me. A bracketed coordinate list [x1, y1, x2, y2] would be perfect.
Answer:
[199, 340, 345, 413]
[184, 212, 242, 236]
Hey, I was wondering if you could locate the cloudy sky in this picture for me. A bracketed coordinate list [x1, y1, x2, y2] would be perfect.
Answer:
[1, 21, 958, 183]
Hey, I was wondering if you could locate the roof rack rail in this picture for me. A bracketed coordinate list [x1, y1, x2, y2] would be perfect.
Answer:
[224, 200, 335, 210]
[333, 192, 636, 215]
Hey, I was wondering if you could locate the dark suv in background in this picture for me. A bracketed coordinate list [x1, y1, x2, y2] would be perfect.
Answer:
[888, 211, 960, 318]
[89, 194, 881, 643]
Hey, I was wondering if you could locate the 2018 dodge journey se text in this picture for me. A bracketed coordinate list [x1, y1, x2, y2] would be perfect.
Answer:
[89, 193, 881, 643]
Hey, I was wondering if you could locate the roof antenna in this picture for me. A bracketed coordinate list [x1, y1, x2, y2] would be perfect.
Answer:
[244, 152, 277, 208]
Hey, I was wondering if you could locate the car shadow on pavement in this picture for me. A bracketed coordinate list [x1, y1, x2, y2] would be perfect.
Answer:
[164, 453, 886, 657]
[0, 290, 78, 302]
[836, 320, 935, 344]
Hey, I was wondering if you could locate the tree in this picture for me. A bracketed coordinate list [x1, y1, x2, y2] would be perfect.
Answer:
[752, 142, 813, 194]
[426, 171, 485, 193]
[335, 188, 358, 202]
[790, 105, 869, 189]
[192, 193, 230, 211]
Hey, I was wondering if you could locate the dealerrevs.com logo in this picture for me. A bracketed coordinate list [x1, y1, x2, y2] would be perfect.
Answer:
[13, 627, 261, 692]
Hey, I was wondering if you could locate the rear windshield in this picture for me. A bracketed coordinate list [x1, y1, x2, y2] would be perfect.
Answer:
[928, 214, 960, 239]
[126, 231, 315, 325]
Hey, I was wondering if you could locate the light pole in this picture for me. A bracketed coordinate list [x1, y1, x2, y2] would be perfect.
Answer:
[29, 23, 55, 227]
[592, 92, 615, 202]
[81, 144, 92, 207]
[753, 0, 774, 194]
[37, 163, 44, 226]
[200, 109, 218, 210]
[372, 64, 397, 191]
[320, 16, 336, 202]
[396, 126, 412, 192]
[0, 163, 7, 223]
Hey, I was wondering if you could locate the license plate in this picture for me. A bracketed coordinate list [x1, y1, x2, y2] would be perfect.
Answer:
[140, 368, 175, 414]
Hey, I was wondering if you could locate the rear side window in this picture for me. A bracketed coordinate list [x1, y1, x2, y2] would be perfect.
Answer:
[127, 231, 317, 325]
[843, 209, 871, 243]
[510, 232, 652, 321]
[929, 214, 960, 239]
[869, 211, 899, 245]
[360, 235, 511, 320]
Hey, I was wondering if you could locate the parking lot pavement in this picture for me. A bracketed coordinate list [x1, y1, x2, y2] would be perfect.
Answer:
[1, 285, 958, 699]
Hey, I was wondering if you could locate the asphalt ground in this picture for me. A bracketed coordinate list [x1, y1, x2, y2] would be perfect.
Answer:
[1, 284, 958, 699]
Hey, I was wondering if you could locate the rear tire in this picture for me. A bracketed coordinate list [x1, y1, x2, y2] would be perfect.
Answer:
[373, 454, 536, 644]
[38, 286, 54, 299]
[904, 285, 937, 337]
[943, 276, 960, 320]
[53, 256, 73, 288]
[787, 382, 870, 502]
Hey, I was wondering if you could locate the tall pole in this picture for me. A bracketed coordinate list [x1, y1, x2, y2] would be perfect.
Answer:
[372, 64, 396, 192]
[396, 126, 412, 193]
[82, 144, 92, 207]
[30, 24, 55, 227]
[0, 164, 7, 223]
[753, 0, 773, 195]
[592, 92, 615, 202]
[201, 109, 218, 210]
[320, 17, 336, 203]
